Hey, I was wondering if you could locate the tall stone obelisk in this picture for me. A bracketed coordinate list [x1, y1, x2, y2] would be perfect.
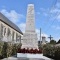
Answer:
[22, 4, 38, 49]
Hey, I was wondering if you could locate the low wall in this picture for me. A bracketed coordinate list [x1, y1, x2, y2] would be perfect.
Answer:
[17, 53, 43, 58]
[17, 53, 52, 60]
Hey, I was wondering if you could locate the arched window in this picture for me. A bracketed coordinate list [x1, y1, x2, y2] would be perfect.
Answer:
[1, 24, 3, 38]
[4, 27, 6, 36]
[12, 31, 14, 41]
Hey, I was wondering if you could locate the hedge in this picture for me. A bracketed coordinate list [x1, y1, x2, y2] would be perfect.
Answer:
[0, 42, 21, 59]
[43, 44, 60, 60]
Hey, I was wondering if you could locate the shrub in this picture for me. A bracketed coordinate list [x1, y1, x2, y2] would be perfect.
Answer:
[55, 47, 60, 60]
[0, 41, 22, 59]
[1, 42, 8, 58]
[12, 44, 17, 56]
[0, 42, 4, 59]
[7, 43, 13, 57]
[43, 44, 60, 60]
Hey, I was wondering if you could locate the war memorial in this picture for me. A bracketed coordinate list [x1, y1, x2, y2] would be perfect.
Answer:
[17, 4, 51, 60]
[0, 0, 60, 59]
[0, 3, 53, 60]
[22, 4, 38, 49]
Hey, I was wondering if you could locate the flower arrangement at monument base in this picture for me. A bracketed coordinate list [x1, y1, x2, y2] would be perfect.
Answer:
[17, 48, 42, 54]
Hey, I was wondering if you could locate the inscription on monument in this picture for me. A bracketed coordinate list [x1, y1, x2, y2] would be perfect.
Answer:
[22, 4, 38, 49]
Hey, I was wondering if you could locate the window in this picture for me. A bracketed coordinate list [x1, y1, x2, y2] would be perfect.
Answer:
[7, 28, 11, 36]
[4, 27, 6, 36]
[12, 31, 14, 41]
[16, 33, 18, 42]
[1, 24, 3, 38]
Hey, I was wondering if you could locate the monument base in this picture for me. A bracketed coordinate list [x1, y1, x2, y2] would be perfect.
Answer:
[17, 53, 51, 60]
[22, 33, 38, 49]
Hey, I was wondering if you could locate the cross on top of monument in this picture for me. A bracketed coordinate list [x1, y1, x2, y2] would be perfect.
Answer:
[48, 35, 53, 41]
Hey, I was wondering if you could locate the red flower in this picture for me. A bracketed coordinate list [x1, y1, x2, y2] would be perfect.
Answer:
[17, 48, 42, 54]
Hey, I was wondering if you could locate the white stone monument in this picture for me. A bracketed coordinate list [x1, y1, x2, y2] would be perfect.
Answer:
[22, 4, 38, 49]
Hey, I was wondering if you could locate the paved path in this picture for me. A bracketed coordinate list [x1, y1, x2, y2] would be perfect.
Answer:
[2, 54, 53, 60]
[2, 57, 53, 60]
[2, 58, 51, 60]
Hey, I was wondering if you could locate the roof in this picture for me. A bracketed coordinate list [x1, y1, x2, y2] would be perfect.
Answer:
[0, 12, 23, 35]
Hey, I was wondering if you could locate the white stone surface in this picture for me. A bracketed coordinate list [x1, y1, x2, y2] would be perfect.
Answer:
[2, 57, 17, 60]
[17, 53, 52, 60]
[22, 4, 38, 49]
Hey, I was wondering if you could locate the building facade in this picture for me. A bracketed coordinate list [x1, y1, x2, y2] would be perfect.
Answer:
[42, 36, 46, 45]
[0, 12, 23, 43]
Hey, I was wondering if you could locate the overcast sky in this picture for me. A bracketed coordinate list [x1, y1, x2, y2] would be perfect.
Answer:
[0, 0, 60, 41]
